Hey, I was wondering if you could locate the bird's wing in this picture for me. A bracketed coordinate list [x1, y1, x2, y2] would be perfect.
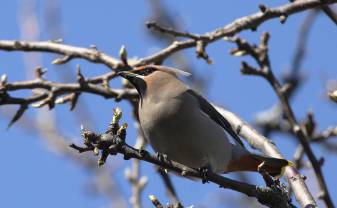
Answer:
[187, 89, 245, 148]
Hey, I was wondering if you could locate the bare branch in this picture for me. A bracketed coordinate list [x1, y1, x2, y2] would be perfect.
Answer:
[0, 40, 121, 69]
[321, 5, 337, 25]
[0, 70, 138, 113]
[1, 1, 336, 207]
[157, 167, 181, 206]
[125, 127, 148, 208]
[228, 33, 333, 208]
[146, 21, 203, 40]
[149, 195, 164, 208]
[7, 104, 28, 129]
[214, 106, 316, 207]
[0, 0, 335, 70]
[254, 10, 319, 137]
[136, 0, 337, 65]
[71, 108, 294, 208]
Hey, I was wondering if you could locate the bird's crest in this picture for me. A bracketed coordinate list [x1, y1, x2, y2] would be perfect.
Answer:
[134, 65, 191, 77]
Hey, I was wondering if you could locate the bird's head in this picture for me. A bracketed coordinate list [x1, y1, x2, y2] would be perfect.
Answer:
[117, 65, 190, 99]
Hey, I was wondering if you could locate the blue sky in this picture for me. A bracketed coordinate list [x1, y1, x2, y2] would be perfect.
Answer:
[0, 1, 336, 207]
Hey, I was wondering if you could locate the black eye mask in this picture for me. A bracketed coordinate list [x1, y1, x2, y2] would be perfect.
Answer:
[136, 67, 157, 76]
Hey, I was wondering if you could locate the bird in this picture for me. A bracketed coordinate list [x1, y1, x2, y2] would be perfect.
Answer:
[117, 65, 292, 178]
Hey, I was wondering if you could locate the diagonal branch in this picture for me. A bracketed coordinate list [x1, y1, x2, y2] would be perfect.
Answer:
[71, 108, 293, 208]
[0, 67, 137, 127]
[1, 78, 137, 105]
[0, 40, 121, 69]
[0, 0, 335, 69]
[214, 106, 317, 208]
[227, 33, 333, 208]
[321, 5, 337, 25]
[1, 1, 336, 207]
[136, 0, 337, 65]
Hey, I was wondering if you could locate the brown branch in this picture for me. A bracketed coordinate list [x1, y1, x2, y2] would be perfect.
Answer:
[254, 10, 319, 137]
[293, 145, 305, 169]
[291, 0, 337, 25]
[146, 21, 203, 40]
[312, 126, 337, 142]
[156, 168, 181, 206]
[123, 94, 150, 208]
[321, 5, 337, 25]
[0, 0, 335, 70]
[136, 0, 337, 66]
[2, 103, 128, 207]
[71, 108, 293, 208]
[1, 80, 137, 105]
[289, 9, 319, 77]
[228, 33, 333, 208]
[214, 106, 316, 207]
[146, 0, 208, 93]
[1, 1, 336, 207]
[146, 5, 191, 207]
[125, 128, 148, 208]
[0, 40, 121, 69]
[0, 68, 137, 126]
[149, 195, 164, 208]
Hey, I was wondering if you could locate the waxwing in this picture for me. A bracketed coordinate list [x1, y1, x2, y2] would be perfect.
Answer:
[118, 65, 291, 178]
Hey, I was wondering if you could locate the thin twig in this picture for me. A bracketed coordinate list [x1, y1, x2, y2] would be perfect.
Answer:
[321, 5, 337, 25]
[214, 106, 316, 208]
[1, 1, 336, 207]
[157, 168, 181, 206]
[0, 40, 121, 69]
[146, 21, 203, 40]
[137, 0, 337, 65]
[71, 109, 293, 208]
[0, 0, 335, 69]
[125, 127, 148, 208]
[228, 33, 333, 208]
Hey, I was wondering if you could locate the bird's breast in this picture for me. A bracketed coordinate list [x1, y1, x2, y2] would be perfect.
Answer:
[138, 93, 232, 172]
[139, 96, 184, 135]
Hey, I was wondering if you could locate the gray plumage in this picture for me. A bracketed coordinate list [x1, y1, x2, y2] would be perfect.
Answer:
[118, 65, 291, 177]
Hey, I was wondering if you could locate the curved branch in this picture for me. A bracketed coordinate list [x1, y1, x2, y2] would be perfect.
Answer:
[1, 0, 336, 207]
[242, 34, 332, 207]
[0, 40, 121, 69]
[136, 0, 337, 65]
[215, 106, 316, 208]
[0, 0, 335, 69]
[226, 32, 334, 207]
[0, 71, 138, 127]
[71, 109, 293, 208]
[1, 79, 137, 105]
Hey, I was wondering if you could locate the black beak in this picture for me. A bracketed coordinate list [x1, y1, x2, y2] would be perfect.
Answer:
[117, 71, 147, 97]
[117, 71, 137, 79]
[117, 71, 140, 84]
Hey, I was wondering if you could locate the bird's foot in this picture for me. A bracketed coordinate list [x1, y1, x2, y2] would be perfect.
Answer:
[199, 166, 211, 184]
[258, 162, 278, 187]
[156, 152, 169, 163]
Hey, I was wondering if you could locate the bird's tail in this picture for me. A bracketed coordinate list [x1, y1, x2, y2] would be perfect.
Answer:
[227, 153, 293, 178]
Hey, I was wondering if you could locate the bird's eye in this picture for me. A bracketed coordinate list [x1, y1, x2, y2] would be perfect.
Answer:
[142, 67, 155, 75]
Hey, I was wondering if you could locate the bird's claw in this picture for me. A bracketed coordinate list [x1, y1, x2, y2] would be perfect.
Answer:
[199, 166, 210, 184]
[156, 152, 169, 163]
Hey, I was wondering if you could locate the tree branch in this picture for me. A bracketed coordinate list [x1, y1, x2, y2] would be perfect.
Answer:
[321, 5, 337, 25]
[1, 1, 336, 207]
[136, 0, 337, 65]
[0, 67, 137, 127]
[0, 40, 121, 69]
[71, 108, 293, 208]
[214, 106, 317, 208]
[0, 0, 335, 69]
[227, 33, 333, 207]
